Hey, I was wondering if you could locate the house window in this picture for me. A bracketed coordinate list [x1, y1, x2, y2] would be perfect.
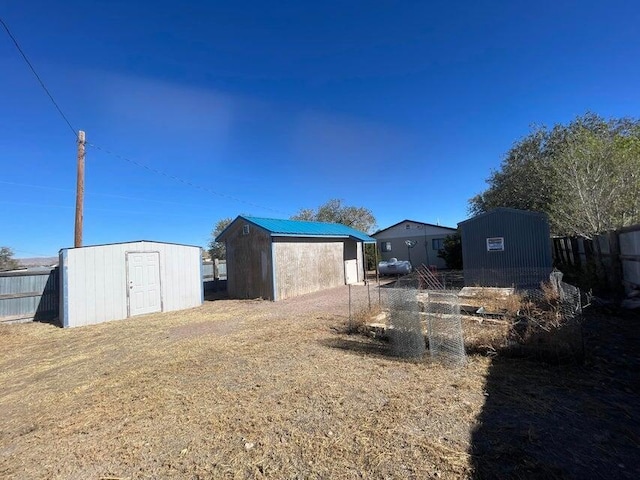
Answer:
[242, 224, 250, 235]
[381, 241, 392, 252]
[405, 224, 411, 229]
[432, 238, 444, 251]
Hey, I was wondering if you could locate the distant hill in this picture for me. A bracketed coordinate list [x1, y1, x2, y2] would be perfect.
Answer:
[16, 257, 58, 267]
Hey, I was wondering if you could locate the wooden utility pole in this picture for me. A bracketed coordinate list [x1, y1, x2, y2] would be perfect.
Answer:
[74, 130, 85, 247]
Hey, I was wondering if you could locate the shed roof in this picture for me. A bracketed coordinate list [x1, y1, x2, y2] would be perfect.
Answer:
[458, 208, 548, 226]
[217, 216, 375, 243]
[59, 240, 202, 253]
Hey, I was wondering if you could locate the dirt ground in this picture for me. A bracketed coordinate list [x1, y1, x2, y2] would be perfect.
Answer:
[1, 284, 639, 479]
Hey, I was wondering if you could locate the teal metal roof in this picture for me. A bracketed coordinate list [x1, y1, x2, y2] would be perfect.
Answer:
[230, 216, 375, 242]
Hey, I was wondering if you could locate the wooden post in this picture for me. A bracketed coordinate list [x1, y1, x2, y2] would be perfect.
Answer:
[552, 238, 560, 265]
[570, 237, 581, 270]
[362, 243, 367, 285]
[348, 284, 352, 331]
[609, 230, 624, 299]
[213, 258, 219, 292]
[375, 242, 381, 306]
[74, 130, 86, 248]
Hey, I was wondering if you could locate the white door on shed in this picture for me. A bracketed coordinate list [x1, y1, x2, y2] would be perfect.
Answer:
[127, 252, 162, 316]
[344, 259, 358, 285]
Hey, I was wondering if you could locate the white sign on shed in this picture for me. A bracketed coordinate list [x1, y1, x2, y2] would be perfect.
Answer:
[486, 237, 505, 252]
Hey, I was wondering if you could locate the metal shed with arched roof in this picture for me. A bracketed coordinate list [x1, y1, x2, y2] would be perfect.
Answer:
[458, 208, 553, 288]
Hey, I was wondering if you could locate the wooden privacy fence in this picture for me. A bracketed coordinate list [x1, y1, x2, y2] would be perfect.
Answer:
[203, 259, 227, 292]
[552, 224, 640, 294]
[0, 268, 59, 323]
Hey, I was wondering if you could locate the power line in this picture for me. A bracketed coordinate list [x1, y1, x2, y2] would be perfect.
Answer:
[0, 180, 215, 208]
[86, 142, 291, 216]
[0, 17, 289, 217]
[0, 17, 77, 137]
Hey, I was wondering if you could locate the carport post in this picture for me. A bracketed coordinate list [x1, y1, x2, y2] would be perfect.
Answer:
[375, 242, 381, 306]
[348, 283, 352, 330]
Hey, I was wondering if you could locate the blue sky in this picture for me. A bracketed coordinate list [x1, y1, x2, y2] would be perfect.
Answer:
[2, 1, 639, 256]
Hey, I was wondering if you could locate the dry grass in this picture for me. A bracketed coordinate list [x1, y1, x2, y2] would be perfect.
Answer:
[459, 287, 522, 315]
[0, 286, 489, 479]
[341, 304, 384, 335]
[458, 283, 584, 362]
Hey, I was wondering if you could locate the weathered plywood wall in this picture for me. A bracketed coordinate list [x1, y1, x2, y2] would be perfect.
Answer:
[273, 239, 344, 300]
[225, 222, 274, 300]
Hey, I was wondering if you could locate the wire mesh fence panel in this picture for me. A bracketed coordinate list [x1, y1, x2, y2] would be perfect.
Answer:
[425, 291, 467, 366]
[386, 286, 425, 358]
[508, 271, 585, 362]
[346, 283, 379, 333]
[559, 282, 582, 318]
[549, 270, 582, 318]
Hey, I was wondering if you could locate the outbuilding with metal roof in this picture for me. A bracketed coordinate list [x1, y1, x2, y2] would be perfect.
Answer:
[458, 208, 553, 288]
[216, 216, 375, 300]
[59, 240, 203, 328]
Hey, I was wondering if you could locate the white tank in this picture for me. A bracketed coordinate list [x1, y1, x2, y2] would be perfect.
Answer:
[378, 258, 412, 275]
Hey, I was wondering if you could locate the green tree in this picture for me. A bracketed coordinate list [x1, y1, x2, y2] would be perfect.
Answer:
[0, 247, 19, 271]
[549, 124, 640, 237]
[291, 199, 377, 233]
[207, 217, 232, 260]
[469, 125, 557, 216]
[437, 232, 463, 269]
[470, 113, 640, 237]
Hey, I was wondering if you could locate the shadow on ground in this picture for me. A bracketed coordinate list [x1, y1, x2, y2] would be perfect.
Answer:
[319, 336, 393, 359]
[204, 289, 229, 302]
[471, 308, 640, 479]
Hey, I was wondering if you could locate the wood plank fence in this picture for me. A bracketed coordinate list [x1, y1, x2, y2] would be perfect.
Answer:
[0, 268, 59, 323]
[552, 224, 640, 295]
[202, 259, 227, 292]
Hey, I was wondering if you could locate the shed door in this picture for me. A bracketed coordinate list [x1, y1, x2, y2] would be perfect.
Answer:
[344, 259, 358, 285]
[126, 252, 162, 316]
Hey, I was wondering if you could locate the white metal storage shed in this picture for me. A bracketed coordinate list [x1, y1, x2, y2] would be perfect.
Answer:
[59, 241, 203, 328]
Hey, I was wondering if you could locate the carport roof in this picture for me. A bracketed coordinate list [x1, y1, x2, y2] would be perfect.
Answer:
[217, 216, 376, 243]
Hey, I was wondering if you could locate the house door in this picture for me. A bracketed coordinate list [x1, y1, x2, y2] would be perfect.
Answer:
[126, 251, 162, 317]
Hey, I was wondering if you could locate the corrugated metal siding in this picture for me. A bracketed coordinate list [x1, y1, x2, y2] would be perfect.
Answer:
[0, 269, 59, 322]
[61, 241, 202, 328]
[620, 229, 640, 288]
[460, 209, 552, 287]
